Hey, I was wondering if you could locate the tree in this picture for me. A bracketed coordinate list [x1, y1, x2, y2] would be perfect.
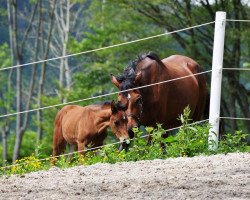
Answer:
[7, 0, 58, 161]
[36, 0, 57, 145]
[0, 43, 12, 167]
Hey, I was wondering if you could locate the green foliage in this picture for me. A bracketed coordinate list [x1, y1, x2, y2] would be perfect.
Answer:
[4, 155, 44, 176]
[217, 131, 248, 153]
[0, 43, 11, 67]
[0, 43, 12, 105]
[163, 106, 210, 157]
[2, 131, 37, 162]
[29, 0, 38, 5]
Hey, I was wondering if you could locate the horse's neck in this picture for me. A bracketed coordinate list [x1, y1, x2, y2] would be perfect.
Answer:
[138, 58, 167, 84]
[95, 107, 111, 133]
[139, 58, 170, 105]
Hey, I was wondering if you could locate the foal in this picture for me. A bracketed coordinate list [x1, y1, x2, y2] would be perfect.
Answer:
[53, 101, 129, 160]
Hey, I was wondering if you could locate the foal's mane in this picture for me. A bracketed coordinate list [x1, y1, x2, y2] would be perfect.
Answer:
[93, 101, 111, 107]
[116, 52, 163, 93]
[93, 101, 125, 111]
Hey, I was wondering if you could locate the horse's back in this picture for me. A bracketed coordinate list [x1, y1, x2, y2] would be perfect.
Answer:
[162, 55, 200, 95]
[163, 55, 198, 68]
[163, 54, 207, 121]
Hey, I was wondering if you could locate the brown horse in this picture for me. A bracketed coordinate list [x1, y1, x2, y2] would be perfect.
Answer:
[53, 101, 129, 159]
[111, 52, 207, 138]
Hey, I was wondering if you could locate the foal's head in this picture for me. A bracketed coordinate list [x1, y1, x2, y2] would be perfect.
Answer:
[110, 101, 130, 151]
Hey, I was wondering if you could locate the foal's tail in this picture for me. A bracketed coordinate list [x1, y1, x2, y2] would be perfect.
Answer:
[53, 107, 67, 158]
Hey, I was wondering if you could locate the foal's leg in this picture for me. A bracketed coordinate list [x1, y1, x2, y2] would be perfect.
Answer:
[53, 136, 67, 158]
[52, 138, 67, 165]
[77, 141, 86, 164]
[78, 142, 86, 154]
[92, 137, 106, 156]
[66, 144, 77, 162]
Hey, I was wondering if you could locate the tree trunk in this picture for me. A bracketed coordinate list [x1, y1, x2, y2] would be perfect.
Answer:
[37, 0, 57, 141]
[2, 0, 14, 168]
[0, 127, 7, 169]
[11, 0, 23, 162]
[22, 0, 41, 139]
[12, 0, 49, 161]
[56, 0, 71, 103]
[64, 0, 71, 93]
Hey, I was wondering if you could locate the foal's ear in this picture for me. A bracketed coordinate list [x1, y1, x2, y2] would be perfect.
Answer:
[111, 100, 118, 114]
[110, 74, 121, 89]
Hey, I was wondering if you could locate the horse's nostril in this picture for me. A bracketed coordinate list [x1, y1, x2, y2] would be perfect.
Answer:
[128, 128, 135, 138]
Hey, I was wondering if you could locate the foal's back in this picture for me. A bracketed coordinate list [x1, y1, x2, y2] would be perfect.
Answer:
[61, 104, 106, 145]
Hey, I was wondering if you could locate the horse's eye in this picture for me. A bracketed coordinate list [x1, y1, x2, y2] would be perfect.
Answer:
[114, 120, 119, 126]
[135, 97, 142, 104]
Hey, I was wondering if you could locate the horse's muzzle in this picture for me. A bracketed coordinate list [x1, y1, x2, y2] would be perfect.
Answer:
[128, 126, 137, 139]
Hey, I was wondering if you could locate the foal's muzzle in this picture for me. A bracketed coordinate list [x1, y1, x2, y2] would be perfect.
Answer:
[118, 141, 129, 152]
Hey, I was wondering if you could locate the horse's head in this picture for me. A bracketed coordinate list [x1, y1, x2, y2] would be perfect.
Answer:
[110, 101, 130, 151]
[111, 72, 143, 138]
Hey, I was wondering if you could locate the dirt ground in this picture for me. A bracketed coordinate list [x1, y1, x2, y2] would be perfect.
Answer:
[0, 152, 249, 200]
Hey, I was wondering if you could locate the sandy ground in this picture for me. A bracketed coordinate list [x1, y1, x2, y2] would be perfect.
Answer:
[0, 153, 249, 200]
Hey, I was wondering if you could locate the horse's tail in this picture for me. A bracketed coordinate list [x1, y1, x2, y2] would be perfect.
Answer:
[53, 107, 67, 158]
[204, 92, 210, 119]
[192, 63, 207, 121]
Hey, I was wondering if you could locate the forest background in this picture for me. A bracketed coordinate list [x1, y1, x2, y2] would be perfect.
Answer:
[0, 0, 249, 165]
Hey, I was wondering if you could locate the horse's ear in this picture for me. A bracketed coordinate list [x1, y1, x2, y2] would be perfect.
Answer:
[111, 100, 118, 114]
[110, 74, 121, 89]
[134, 71, 142, 84]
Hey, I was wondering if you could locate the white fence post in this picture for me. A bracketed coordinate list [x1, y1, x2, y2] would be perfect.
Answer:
[208, 11, 226, 150]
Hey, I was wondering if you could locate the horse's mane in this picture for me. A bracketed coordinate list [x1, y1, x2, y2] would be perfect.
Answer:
[115, 52, 163, 93]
